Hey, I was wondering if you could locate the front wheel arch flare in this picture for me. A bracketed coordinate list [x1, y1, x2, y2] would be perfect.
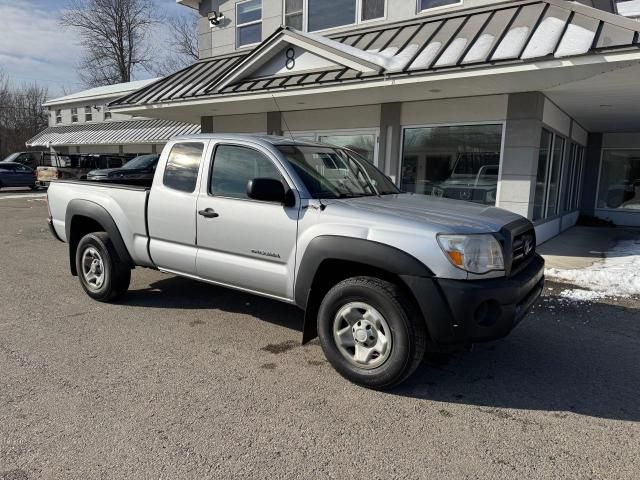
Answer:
[295, 236, 435, 344]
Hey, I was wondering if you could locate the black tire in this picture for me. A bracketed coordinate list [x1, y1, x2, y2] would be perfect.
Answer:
[317, 276, 426, 390]
[30, 185, 39, 191]
[75, 232, 131, 302]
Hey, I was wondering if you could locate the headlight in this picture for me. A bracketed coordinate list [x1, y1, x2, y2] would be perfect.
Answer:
[437, 234, 504, 274]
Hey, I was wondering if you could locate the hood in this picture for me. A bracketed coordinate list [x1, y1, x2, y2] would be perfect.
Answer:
[325, 193, 523, 234]
[87, 168, 119, 177]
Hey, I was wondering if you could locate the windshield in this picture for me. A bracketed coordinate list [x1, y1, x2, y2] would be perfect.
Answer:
[2, 153, 20, 163]
[276, 145, 400, 199]
[123, 154, 158, 170]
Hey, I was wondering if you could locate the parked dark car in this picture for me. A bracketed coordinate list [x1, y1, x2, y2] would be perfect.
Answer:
[86, 154, 159, 183]
[2, 151, 54, 170]
[0, 162, 37, 190]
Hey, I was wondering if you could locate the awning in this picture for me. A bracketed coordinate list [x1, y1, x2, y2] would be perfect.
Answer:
[109, 0, 640, 109]
[26, 119, 200, 147]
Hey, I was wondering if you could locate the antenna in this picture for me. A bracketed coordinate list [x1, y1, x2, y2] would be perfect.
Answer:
[271, 95, 295, 141]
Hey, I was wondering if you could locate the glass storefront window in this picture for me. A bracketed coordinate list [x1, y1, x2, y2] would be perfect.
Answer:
[533, 129, 552, 220]
[400, 124, 503, 206]
[545, 136, 564, 217]
[318, 134, 376, 164]
[597, 150, 640, 210]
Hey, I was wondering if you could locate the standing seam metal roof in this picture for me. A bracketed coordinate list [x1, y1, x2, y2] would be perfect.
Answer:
[110, 0, 640, 107]
[26, 119, 201, 147]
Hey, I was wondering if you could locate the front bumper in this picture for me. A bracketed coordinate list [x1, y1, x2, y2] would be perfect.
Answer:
[402, 254, 544, 348]
[437, 254, 544, 344]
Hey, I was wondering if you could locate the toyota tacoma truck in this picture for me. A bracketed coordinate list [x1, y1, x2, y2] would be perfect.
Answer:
[47, 134, 544, 389]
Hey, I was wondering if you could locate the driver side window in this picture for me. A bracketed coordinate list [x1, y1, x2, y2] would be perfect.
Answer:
[210, 145, 283, 199]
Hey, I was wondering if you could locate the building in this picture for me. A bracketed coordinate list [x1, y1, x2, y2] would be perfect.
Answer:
[27, 79, 200, 156]
[106, 0, 640, 239]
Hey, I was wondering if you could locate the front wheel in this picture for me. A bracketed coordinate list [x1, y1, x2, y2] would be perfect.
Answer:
[75, 232, 131, 302]
[317, 277, 426, 390]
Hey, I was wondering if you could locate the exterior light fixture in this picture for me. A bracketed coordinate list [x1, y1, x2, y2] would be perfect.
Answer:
[208, 11, 225, 26]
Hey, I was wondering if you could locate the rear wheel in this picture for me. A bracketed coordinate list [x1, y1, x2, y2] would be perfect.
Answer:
[317, 276, 426, 390]
[76, 232, 131, 302]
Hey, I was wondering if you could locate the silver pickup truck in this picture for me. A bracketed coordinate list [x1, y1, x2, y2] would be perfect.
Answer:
[47, 134, 544, 389]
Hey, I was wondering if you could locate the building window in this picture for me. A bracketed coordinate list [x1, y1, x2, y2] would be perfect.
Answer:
[285, 0, 385, 32]
[284, 0, 303, 29]
[292, 129, 378, 165]
[104, 110, 112, 120]
[71, 108, 78, 123]
[163, 142, 205, 193]
[597, 150, 640, 210]
[85, 106, 93, 122]
[418, 0, 462, 12]
[237, 0, 262, 48]
[561, 143, 585, 212]
[400, 124, 503, 206]
[55, 109, 62, 124]
[317, 133, 376, 164]
[533, 129, 568, 221]
[545, 136, 564, 217]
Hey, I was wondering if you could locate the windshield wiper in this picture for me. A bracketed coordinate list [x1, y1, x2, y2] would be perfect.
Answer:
[336, 193, 376, 199]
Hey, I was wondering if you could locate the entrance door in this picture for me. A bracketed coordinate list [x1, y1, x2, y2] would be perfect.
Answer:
[148, 141, 206, 274]
[195, 143, 299, 300]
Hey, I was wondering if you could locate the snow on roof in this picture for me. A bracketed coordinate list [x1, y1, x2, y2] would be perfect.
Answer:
[44, 78, 161, 107]
[617, 0, 640, 17]
[176, 0, 199, 9]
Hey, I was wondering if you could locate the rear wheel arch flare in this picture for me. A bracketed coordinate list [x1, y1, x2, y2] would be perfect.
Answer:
[65, 199, 133, 275]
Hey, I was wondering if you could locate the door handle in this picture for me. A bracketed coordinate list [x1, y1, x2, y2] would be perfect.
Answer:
[198, 208, 219, 218]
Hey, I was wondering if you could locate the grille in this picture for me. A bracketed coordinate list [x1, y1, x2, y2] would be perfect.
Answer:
[511, 229, 536, 273]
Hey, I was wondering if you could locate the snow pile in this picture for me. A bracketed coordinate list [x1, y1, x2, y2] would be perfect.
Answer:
[545, 239, 640, 298]
[558, 289, 607, 303]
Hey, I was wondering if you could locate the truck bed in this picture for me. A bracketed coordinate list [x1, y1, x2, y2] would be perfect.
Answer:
[47, 179, 154, 268]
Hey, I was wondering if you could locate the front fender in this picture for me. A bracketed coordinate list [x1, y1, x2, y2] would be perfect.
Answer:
[295, 235, 454, 344]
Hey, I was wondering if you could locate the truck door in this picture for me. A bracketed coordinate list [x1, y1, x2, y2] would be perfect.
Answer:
[195, 143, 300, 301]
[147, 141, 206, 275]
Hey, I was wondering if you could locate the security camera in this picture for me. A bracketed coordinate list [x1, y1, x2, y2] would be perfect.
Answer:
[208, 11, 225, 26]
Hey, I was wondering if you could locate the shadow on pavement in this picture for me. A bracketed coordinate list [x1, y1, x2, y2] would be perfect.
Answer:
[120, 275, 304, 332]
[395, 297, 640, 422]
[123, 276, 638, 422]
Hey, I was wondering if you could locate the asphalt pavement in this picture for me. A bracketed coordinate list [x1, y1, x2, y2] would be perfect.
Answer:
[0, 191, 638, 479]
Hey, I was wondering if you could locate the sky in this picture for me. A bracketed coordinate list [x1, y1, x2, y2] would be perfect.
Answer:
[0, 0, 187, 99]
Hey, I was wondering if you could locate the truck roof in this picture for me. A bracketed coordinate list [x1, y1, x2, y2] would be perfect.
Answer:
[170, 133, 328, 148]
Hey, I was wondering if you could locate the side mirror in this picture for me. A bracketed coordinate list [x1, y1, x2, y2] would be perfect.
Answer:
[247, 178, 294, 206]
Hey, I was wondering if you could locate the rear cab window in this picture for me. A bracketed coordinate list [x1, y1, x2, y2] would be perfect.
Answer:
[163, 142, 205, 193]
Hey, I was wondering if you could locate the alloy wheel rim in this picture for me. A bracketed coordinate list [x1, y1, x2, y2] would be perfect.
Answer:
[333, 302, 392, 369]
[81, 247, 105, 290]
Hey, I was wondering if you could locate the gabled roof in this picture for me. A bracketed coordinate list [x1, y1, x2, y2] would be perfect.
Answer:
[26, 119, 200, 147]
[110, 0, 640, 108]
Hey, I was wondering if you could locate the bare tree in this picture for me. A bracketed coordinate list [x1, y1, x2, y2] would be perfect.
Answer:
[169, 11, 200, 64]
[60, 0, 162, 87]
[0, 71, 49, 159]
[153, 11, 200, 76]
